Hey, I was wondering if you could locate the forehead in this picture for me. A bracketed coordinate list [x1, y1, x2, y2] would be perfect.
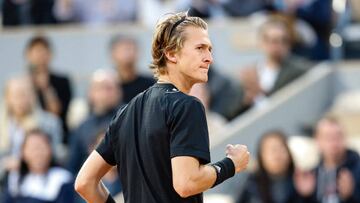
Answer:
[317, 121, 343, 136]
[262, 25, 288, 37]
[182, 26, 212, 46]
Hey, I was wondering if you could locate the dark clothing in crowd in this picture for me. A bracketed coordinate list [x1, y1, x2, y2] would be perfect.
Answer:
[35, 73, 72, 142]
[295, 0, 332, 60]
[237, 55, 309, 115]
[2, 0, 57, 26]
[121, 75, 155, 103]
[236, 173, 301, 203]
[304, 150, 360, 203]
[222, 0, 269, 17]
[207, 68, 243, 120]
[67, 107, 119, 175]
[97, 83, 210, 203]
[266, 55, 308, 95]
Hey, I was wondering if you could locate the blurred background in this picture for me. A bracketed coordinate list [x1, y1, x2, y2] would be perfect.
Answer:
[1, 0, 360, 203]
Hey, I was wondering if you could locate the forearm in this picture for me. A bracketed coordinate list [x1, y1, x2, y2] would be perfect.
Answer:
[186, 165, 217, 196]
[75, 151, 114, 203]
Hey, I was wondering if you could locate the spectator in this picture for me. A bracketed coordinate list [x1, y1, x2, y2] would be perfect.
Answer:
[2, 0, 57, 26]
[2, 129, 74, 203]
[110, 35, 155, 103]
[67, 69, 122, 175]
[236, 130, 301, 203]
[294, 116, 360, 203]
[271, 0, 332, 60]
[189, 83, 227, 144]
[0, 76, 63, 180]
[238, 17, 310, 113]
[25, 35, 72, 142]
[53, 0, 137, 25]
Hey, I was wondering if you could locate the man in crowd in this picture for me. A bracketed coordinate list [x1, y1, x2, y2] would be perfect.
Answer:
[238, 17, 311, 113]
[295, 116, 360, 203]
[67, 69, 122, 175]
[25, 35, 72, 141]
[110, 35, 155, 103]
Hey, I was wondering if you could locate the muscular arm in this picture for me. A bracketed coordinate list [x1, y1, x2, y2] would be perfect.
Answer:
[171, 156, 216, 198]
[74, 151, 113, 203]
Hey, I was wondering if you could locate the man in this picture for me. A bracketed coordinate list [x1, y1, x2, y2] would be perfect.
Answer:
[67, 69, 122, 175]
[238, 17, 310, 112]
[25, 35, 72, 141]
[110, 35, 155, 103]
[295, 116, 360, 203]
[75, 12, 250, 203]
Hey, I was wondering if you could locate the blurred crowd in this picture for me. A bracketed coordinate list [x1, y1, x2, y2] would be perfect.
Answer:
[2, 0, 360, 60]
[1, 1, 360, 203]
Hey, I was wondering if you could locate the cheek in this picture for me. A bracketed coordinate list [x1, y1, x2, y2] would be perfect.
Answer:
[262, 153, 276, 169]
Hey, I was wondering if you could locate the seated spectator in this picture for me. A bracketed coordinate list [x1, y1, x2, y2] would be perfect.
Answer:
[271, 0, 332, 60]
[236, 130, 301, 203]
[238, 17, 310, 113]
[110, 35, 155, 103]
[2, 129, 74, 203]
[2, 0, 57, 26]
[67, 69, 122, 175]
[0, 76, 63, 179]
[53, 0, 137, 25]
[189, 83, 227, 144]
[25, 35, 72, 141]
[294, 116, 360, 203]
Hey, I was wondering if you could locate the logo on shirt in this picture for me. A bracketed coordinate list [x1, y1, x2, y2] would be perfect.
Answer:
[165, 88, 180, 94]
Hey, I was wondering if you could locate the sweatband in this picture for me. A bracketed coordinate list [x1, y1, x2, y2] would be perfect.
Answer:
[210, 157, 235, 187]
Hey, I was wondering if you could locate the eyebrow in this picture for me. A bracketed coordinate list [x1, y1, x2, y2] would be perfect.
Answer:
[196, 43, 213, 51]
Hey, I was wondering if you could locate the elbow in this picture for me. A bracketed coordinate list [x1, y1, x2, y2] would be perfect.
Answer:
[74, 174, 90, 195]
[173, 180, 195, 198]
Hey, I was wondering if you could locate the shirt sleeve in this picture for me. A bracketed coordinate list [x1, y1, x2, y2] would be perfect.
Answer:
[169, 98, 210, 164]
[96, 118, 117, 166]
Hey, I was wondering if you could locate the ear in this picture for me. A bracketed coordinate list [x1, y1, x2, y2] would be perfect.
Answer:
[164, 49, 177, 64]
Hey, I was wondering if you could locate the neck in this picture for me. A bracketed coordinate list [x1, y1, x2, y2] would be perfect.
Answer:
[117, 64, 137, 83]
[265, 57, 281, 70]
[158, 73, 194, 94]
[323, 153, 345, 169]
[12, 111, 29, 123]
[29, 166, 48, 175]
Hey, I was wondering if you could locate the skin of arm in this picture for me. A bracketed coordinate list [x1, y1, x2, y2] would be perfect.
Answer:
[171, 144, 249, 198]
[171, 156, 216, 198]
[74, 151, 113, 203]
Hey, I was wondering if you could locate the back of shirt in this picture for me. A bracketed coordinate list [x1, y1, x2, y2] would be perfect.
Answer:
[97, 83, 210, 203]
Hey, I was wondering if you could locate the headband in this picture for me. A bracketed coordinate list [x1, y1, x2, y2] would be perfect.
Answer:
[169, 18, 186, 38]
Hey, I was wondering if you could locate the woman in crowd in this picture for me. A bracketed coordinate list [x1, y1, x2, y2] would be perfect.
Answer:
[2, 129, 74, 203]
[0, 76, 63, 178]
[236, 130, 301, 203]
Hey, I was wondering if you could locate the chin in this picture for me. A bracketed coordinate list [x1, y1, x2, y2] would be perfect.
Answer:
[196, 77, 208, 83]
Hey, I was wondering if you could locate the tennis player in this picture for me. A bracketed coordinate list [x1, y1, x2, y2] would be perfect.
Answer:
[75, 12, 250, 203]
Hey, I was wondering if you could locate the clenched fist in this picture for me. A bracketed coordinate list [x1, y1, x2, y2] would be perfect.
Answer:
[225, 144, 250, 173]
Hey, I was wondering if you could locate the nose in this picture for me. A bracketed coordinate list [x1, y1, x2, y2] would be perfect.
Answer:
[203, 51, 213, 64]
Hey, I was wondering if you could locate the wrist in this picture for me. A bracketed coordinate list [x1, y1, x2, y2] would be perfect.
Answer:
[210, 157, 235, 188]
